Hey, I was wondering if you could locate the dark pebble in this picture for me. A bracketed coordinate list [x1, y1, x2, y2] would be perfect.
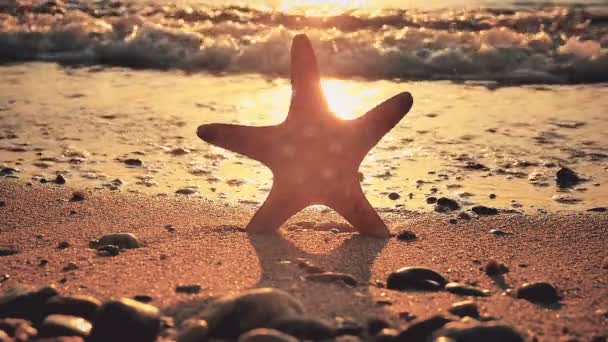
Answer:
[485, 259, 509, 276]
[588, 207, 607, 212]
[304, 272, 357, 286]
[432, 322, 524, 342]
[0, 245, 19, 257]
[175, 285, 202, 294]
[426, 196, 437, 204]
[445, 282, 488, 297]
[397, 315, 452, 341]
[396, 230, 417, 242]
[448, 300, 480, 318]
[55, 174, 66, 185]
[490, 229, 512, 236]
[269, 317, 335, 340]
[96, 245, 120, 257]
[238, 328, 298, 342]
[39, 314, 92, 338]
[175, 188, 197, 195]
[0, 318, 38, 341]
[200, 288, 304, 339]
[449, 218, 458, 224]
[0, 285, 59, 321]
[489, 193, 497, 199]
[458, 212, 471, 220]
[387, 267, 449, 291]
[435, 197, 460, 211]
[123, 158, 143, 167]
[70, 191, 85, 202]
[44, 295, 101, 321]
[471, 205, 499, 216]
[556, 167, 584, 188]
[516, 282, 560, 304]
[0, 201, 5, 207]
[388, 192, 400, 200]
[88, 298, 161, 342]
[92, 233, 140, 249]
[57, 241, 71, 250]
[133, 295, 153, 303]
[177, 319, 209, 342]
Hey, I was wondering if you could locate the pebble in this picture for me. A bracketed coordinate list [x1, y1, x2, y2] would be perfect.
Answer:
[489, 229, 512, 236]
[39, 315, 92, 338]
[200, 288, 304, 339]
[133, 295, 153, 303]
[432, 321, 524, 342]
[175, 285, 202, 294]
[96, 245, 120, 257]
[388, 192, 400, 200]
[88, 298, 161, 342]
[516, 282, 560, 304]
[398, 315, 452, 341]
[304, 272, 357, 286]
[387, 267, 449, 291]
[57, 241, 71, 250]
[426, 196, 438, 204]
[175, 188, 197, 195]
[44, 295, 101, 321]
[177, 319, 209, 342]
[435, 197, 460, 212]
[92, 233, 141, 249]
[70, 191, 86, 202]
[269, 317, 335, 340]
[0, 285, 59, 321]
[471, 205, 498, 216]
[62, 262, 78, 272]
[489, 193, 497, 199]
[458, 212, 471, 220]
[485, 259, 509, 276]
[123, 158, 143, 167]
[556, 167, 584, 188]
[55, 174, 66, 185]
[295, 259, 324, 274]
[0, 318, 38, 341]
[396, 230, 417, 242]
[552, 194, 581, 204]
[448, 301, 480, 318]
[588, 207, 607, 212]
[0, 201, 5, 207]
[445, 282, 488, 297]
[238, 328, 298, 342]
[0, 245, 19, 257]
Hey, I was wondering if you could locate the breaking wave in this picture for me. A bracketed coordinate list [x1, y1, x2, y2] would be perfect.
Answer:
[1, 0, 608, 84]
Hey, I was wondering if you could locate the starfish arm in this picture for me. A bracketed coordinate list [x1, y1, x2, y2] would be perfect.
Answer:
[329, 183, 390, 237]
[287, 34, 328, 118]
[246, 185, 306, 234]
[352, 92, 413, 152]
[197, 123, 276, 164]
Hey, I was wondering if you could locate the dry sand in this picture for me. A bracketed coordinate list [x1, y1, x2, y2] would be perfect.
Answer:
[1, 180, 607, 340]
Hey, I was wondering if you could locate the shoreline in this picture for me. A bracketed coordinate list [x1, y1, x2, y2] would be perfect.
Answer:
[1, 179, 607, 340]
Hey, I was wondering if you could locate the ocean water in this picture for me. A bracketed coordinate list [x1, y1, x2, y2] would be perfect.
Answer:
[0, 0, 607, 214]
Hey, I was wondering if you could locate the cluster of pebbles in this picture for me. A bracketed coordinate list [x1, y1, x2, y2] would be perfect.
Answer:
[0, 227, 567, 342]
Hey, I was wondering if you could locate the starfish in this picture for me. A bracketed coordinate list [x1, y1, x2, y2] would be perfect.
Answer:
[197, 34, 413, 237]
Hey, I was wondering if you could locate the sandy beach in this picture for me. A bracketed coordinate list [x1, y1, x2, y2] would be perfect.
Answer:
[1, 180, 607, 340]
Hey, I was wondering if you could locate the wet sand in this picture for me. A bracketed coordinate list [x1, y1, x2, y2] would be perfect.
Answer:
[1, 180, 607, 340]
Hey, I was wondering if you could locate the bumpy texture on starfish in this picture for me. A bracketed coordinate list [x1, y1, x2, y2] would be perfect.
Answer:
[197, 34, 413, 237]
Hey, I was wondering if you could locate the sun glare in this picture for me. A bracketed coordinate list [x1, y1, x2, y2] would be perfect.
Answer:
[321, 79, 370, 120]
[270, 0, 368, 14]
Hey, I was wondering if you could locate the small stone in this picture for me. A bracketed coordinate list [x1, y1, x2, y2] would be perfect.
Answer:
[448, 300, 480, 318]
[177, 319, 209, 342]
[387, 267, 449, 291]
[426, 197, 437, 204]
[295, 259, 324, 274]
[70, 191, 85, 202]
[489, 193, 496, 199]
[164, 224, 176, 232]
[133, 295, 153, 303]
[55, 174, 66, 185]
[396, 230, 417, 242]
[200, 288, 304, 339]
[489, 229, 512, 236]
[0, 318, 38, 341]
[432, 321, 524, 342]
[88, 298, 161, 342]
[449, 218, 458, 224]
[169, 147, 190, 156]
[238, 328, 298, 342]
[435, 198, 460, 212]
[269, 317, 335, 340]
[0, 285, 59, 321]
[304, 272, 357, 286]
[96, 245, 120, 257]
[62, 262, 78, 272]
[445, 282, 488, 297]
[93, 233, 141, 249]
[0, 201, 5, 207]
[588, 207, 607, 212]
[175, 188, 197, 195]
[44, 295, 101, 321]
[516, 282, 560, 304]
[552, 194, 581, 204]
[123, 159, 143, 167]
[175, 285, 202, 294]
[458, 212, 471, 220]
[0, 245, 19, 257]
[556, 167, 584, 188]
[39, 315, 92, 338]
[485, 259, 508, 276]
[388, 192, 400, 200]
[471, 205, 498, 216]
[398, 315, 452, 341]
[57, 241, 71, 250]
